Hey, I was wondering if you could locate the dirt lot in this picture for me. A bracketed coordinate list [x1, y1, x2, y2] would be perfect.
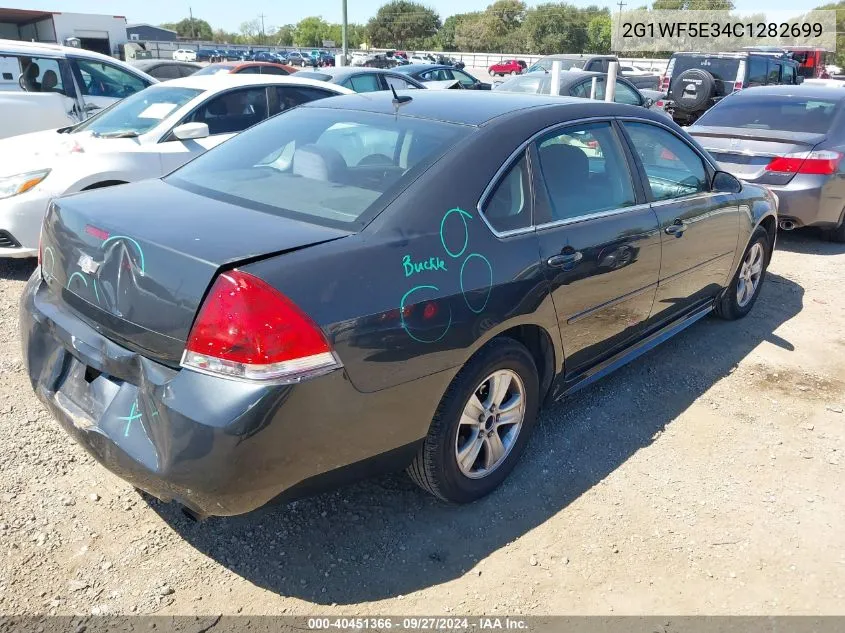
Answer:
[0, 230, 843, 616]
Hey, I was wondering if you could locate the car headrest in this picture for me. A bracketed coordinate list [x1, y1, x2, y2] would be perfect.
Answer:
[539, 143, 589, 183]
[41, 70, 58, 91]
[292, 144, 346, 182]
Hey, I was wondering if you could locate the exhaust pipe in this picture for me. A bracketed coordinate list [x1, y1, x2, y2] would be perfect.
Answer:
[779, 219, 796, 231]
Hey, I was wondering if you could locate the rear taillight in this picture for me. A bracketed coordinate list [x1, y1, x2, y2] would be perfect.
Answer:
[181, 270, 339, 382]
[733, 81, 743, 92]
[659, 75, 670, 91]
[765, 150, 843, 176]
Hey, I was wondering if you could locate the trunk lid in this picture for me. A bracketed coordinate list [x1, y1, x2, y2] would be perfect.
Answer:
[689, 125, 826, 184]
[41, 179, 352, 365]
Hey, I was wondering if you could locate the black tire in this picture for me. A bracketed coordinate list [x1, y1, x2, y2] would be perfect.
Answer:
[408, 337, 540, 503]
[827, 220, 845, 243]
[510, 70, 517, 75]
[716, 226, 771, 320]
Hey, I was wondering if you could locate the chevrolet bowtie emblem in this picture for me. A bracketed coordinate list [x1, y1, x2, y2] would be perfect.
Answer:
[77, 253, 100, 275]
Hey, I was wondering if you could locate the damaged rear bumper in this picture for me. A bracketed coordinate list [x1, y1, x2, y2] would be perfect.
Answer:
[19, 272, 435, 517]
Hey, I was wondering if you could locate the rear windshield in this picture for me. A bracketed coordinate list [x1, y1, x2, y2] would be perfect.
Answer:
[672, 57, 740, 82]
[167, 107, 472, 228]
[72, 85, 202, 136]
[496, 74, 547, 94]
[296, 71, 333, 82]
[527, 58, 586, 73]
[696, 94, 839, 134]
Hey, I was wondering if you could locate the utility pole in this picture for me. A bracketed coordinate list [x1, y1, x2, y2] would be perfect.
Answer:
[258, 13, 267, 46]
[341, 0, 348, 66]
[615, 0, 626, 55]
[189, 6, 195, 40]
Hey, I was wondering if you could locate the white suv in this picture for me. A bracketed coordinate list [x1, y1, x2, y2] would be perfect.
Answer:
[0, 39, 156, 140]
[173, 49, 198, 62]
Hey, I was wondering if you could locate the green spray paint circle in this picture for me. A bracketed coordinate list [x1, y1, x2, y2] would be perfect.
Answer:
[400, 284, 452, 344]
[460, 253, 493, 314]
[440, 208, 472, 259]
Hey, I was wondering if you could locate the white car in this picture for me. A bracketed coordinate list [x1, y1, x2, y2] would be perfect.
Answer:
[0, 74, 351, 258]
[173, 49, 198, 62]
[408, 54, 435, 65]
[0, 39, 156, 140]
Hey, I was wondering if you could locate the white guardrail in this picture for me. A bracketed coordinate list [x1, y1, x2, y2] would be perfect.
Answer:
[135, 40, 670, 73]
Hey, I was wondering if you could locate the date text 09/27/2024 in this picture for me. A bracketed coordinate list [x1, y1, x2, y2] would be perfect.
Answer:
[307, 617, 529, 630]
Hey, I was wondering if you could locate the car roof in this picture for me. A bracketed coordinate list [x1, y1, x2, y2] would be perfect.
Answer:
[152, 73, 350, 92]
[0, 38, 126, 64]
[728, 84, 845, 100]
[301, 89, 647, 126]
[397, 64, 453, 73]
[207, 61, 287, 68]
[540, 54, 611, 60]
[672, 51, 795, 61]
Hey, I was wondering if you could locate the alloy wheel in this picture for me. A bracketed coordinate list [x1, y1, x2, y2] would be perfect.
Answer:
[455, 369, 526, 479]
[737, 242, 764, 307]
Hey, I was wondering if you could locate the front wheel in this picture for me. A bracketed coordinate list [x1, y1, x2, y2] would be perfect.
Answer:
[408, 338, 540, 503]
[716, 226, 770, 320]
[510, 70, 517, 75]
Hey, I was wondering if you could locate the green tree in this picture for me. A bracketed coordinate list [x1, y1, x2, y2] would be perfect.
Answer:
[295, 16, 331, 47]
[160, 17, 213, 40]
[521, 3, 594, 54]
[454, 13, 487, 51]
[438, 14, 465, 50]
[817, 2, 845, 67]
[367, 1, 441, 49]
[239, 18, 262, 44]
[274, 24, 295, 46]
[586, 13, 611, 53]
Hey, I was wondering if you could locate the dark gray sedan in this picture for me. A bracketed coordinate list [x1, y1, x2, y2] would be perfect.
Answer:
[688, 85, 845, 241]
[495, 70, 667, 115]
[296, 67, 426, 93]
[21, 91, 776, 518]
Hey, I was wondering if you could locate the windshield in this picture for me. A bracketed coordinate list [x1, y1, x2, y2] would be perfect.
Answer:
[167, 107, 472, 228]
[496, 74, 547, 94]
[527, 58, 586, 73]
[193, 65, 234, 76]
[697, 95, 839, 134]
[73, 85, 202, 136]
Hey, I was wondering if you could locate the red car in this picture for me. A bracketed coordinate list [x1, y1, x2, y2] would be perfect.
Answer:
[193, 61, 299, 77]
[489, 59, 527, 77]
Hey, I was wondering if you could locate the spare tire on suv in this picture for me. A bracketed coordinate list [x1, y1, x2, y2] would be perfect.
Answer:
[669, 68, 716, 117]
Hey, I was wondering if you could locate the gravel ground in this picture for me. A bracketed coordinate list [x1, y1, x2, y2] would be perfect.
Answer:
[0, 229, 843, 616]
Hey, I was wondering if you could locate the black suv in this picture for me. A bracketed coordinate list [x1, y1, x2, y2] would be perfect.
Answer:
[660, 51, 801, 125]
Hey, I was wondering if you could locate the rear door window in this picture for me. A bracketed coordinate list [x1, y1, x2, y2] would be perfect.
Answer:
[152, 64, 181, 80]
[536, 121, 637, 222]
[270, 86, 336, 116]
[236, 65, 260, 74]
[767, 61, 782, 84]
[2, 55, 68, 96]
[261, 65, 289, 75]
[747, 57, 768, 86]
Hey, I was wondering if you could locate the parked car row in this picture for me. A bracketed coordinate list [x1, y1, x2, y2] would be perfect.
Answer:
[2, 37, 841, 525]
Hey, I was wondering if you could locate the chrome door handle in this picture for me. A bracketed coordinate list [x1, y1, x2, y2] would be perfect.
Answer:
[547, 251, 583, 267]
[664, 220, 686, 236]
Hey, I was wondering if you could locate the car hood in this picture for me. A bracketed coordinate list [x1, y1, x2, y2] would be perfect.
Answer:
[0, 129, 142, 177]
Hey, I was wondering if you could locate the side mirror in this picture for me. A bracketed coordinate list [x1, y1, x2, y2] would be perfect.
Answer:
[172, 122, 209, 140]
[796, 76, 804, 84]
[643, 97, 655, 108]
[712, 170, 742, 193]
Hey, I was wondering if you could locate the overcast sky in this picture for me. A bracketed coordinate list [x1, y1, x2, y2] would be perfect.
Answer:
[16, 0, 812, 30]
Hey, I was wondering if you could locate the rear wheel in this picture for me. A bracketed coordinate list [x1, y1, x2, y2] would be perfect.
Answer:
[716, 226, 770, 320]
[408, 338, 540, 503]
[510, 70, 517, 75]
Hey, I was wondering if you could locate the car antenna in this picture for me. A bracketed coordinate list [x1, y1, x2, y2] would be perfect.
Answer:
[390, 84, 412, 116]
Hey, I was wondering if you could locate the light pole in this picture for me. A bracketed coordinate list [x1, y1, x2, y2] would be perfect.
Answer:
[341, 0, 348, 66]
